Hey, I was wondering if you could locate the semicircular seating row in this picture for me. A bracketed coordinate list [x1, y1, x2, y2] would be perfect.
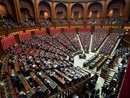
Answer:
[2, 27, 121, 98]
[1, 28, 119, 55]
[4, 34, 92, 98]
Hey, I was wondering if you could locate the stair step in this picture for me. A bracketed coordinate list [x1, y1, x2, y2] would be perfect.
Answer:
[106, 79, 109, 81]
[105, 80, 110, 83]
[107, 78, 111, 80]
[105, 82, 110, 84]
[104, 82, 110, 84]
[104, 83, 110, 85]
[108, 75, 113, 77]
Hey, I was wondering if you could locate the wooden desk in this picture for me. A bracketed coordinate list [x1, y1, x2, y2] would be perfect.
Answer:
[54, 69, 72, 82]
[75, 68, 87, 76]
[42, 72, 58, 89]
[30, 72, 48, 94]
[48, 75, 94, 98]
[23, 56, 29, 67]
[14, 55, 20, 72]
[30, 72, 44, 86]
[19, 74, 35, 98]
[20, 74, 30, 91]
[66, 68, 80, 78]
[96, 55, 108, 71]
[52, 74, 65, 85]
[83, 54, 98, 67]
[64, 70, 73, 78]
[71, 68, 84, 77]
[76, 67, 90, 78]
[100, 68, 108, 79]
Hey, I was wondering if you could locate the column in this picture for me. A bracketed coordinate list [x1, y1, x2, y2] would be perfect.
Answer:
[67, 2, 71, 22]
[122, 0, 130, 23]
[86, 2, 89, 20]
[83, 2, 88, 21]
[51, 2, 56, 22]
[34, 0, 39, 24]
[101, 0, 107, 24]
[13, 0, 21, 24]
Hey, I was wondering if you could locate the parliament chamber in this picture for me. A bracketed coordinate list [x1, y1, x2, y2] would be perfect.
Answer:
[0, 0, 130, 98]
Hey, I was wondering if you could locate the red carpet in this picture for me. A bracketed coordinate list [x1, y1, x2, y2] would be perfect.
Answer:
[119, 59, 130, 98]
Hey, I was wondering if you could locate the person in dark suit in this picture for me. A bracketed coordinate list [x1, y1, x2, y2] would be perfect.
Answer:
[0, 59, 3, 69]
[94, 73, 99, 82]
[85, 91, 89, 98]
[90, 94, 94, 98]
[19, 91, 27, 98]
[101, 85, 105, 96]
[8, 59, 14, 69]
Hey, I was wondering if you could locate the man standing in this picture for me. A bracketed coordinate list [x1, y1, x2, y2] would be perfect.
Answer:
[0, 59, 3, 76]
[0, 59, 3, 70]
